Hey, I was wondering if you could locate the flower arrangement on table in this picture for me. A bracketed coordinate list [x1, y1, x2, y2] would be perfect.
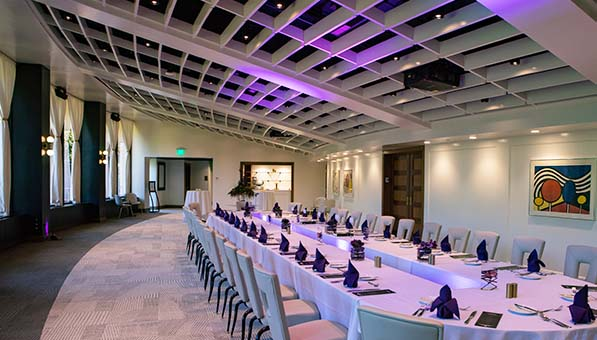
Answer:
[417, 240, 437, 260]
[281, 218, 290, 230]
[350, 239, 365, 260]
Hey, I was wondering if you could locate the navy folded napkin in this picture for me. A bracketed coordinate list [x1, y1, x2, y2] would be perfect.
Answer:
[345, 217, 353, 229]
[527, 249, 545, 273]
[361, 220, 369, 239]
[569, 285, 596, 324]
[234, 217, 241, 229]
[258, 226, 268, 244]
[292, 205, 298, 215]
[383, 224, 391, 238]
[272, 202, 280, 213]
[279, 234, 290, 252]
[244, 206, 251, 217]
[430, 285, 460, 319]
[224, 211, 229, 221]
[247, 222, 257, 238]
[311, 208, 318, 220]
[244, 201, 249, 210]
[440, 235, 452, 253]
[319, 212, 326, 223]
[312, 248, 329, 273]
[295, 241, 308, 262]
[215, 203, 221, 215]
[477, 240, 489, 261]
[412, 230, 422, 245]
[327, 214, 337, 226]
[228, 212, 235, 225]
[240, 219, 248, 232]
[302, 208, 308, 217]
[343, 260, 359, 288]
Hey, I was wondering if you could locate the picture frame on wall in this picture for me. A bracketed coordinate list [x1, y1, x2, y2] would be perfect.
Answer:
[157, 161, 166, 191]
[332, 170, 340, 196]
[529, 158, 596, 220]
[343, 169, 354, 198]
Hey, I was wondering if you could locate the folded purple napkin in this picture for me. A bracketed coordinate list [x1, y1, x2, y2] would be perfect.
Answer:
[302, 208, 308, 217]
[312, 248, 329, 273]
[247, 222, 257, 238]
[327, 214, 337, 226]
[292, 205, 298, 215]
[527, 249, 545, 273]
[569, 285, 596, 324]
[244, 207, 251, 217]
[383, 224, 391, 238]
[361, 220, 369, 239]
[228, 213, 235, 225]
[240, 219, 248, 232]
[430, 285, 460, 319]
[272, 202, 280, 213]
[477, 240, 488, 261]
[258, 226, 268, 244]
[244, 201, 249, 210]
[215, 203, 221, 215]
[343, 260, 359, 288]
[412, 230, 421, 245]
[312, 208, 318, 220]
[279, 234, 290, 252]
[345, 217, 353, 229]
[295, 241, 308, 262]
[319, 212, 326, 223]
[234, 217, 241, 229]
[440, 235, 451, 252]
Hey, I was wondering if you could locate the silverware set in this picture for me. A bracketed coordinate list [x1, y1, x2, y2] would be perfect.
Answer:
[514, 304, 570, 328]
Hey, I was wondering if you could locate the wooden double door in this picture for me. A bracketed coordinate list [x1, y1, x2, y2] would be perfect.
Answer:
[382, 147, 424, 234]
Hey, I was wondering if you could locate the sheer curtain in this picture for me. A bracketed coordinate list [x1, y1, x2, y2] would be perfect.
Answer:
[66, 96, 84, 203]
[118, 119, 133, 195]
[50, 87, 66, 205]
[105, 114, 118, 198]
[0, 53, 15, 216]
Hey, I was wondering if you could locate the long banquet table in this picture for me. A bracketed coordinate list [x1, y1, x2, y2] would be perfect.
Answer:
[206, 212, 597, 340]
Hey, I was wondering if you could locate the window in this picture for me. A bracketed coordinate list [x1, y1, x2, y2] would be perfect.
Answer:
[63, 128, 74, 203]
[117, 141, 126, 196]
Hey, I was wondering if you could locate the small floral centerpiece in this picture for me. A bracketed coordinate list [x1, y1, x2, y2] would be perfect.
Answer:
[417, 240, 437, 260]
[281, 218, 290, 230]
[350, 239, 365, 261]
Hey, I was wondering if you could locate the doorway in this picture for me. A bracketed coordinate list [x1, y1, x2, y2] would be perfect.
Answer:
[184, 162, 191, 201]
[382, 146, 424, 233]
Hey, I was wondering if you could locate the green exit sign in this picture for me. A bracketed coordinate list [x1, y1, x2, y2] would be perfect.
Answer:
[176, 148, 186, 156]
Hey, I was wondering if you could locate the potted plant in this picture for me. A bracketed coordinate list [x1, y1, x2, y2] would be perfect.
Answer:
[228, 180, 256, 210]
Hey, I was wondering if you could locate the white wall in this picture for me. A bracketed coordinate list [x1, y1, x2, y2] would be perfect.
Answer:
[326, 151, 383, 216]
[425, 130, 597, 271]
[132, 120, 326, 210]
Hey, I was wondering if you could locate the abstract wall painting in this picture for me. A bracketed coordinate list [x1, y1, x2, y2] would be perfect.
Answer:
[343, 169, 354, 198]
[530, 159, 596, 220]
[332, 170, 340, 196]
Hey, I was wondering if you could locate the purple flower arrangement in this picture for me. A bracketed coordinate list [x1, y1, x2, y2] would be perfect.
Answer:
[417, 240, 437, 260]
[350, 239, 365, 261]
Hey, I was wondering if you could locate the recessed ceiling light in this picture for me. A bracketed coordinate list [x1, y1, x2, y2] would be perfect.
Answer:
[102, 48, 108, 52]
[360, 131, 366, 134]
[342, 152, 349, 155]
[322, 66, 327, 70]
[145, 42, 151, 47]
[531, 66, 537, 70]
[469, 135, 477, 140]
[276, 3, 284, 9]
[415, 61, 421, 65]
[65, 15, 72, 20]
[365, 153, 371, 156]
[510, 59, 520, 66]
[243, 35, 249, 40]
[498, 139, 508, 143]
[424, 141, 431, 144]
[434, 14, 443, 19]
[393, 56, 399, 61]
[355, 149, 363, 153]
[560, 132, 569, 137]
[453, 143, 460, 147]
[151, 0, 158, 5]
[530, 129, 540, 134]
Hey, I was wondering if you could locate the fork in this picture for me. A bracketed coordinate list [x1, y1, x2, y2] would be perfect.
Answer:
[367, 281, 379, 287]
[538, 312, 571, 328]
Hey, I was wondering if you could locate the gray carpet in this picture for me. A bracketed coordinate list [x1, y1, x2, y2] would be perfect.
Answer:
[38, 212, 230, 340]
[0, 212, 159, 340]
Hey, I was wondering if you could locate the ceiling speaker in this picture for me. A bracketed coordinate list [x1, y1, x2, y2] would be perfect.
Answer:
[110, 112, 121, 122]
[54, 86, 68, 100]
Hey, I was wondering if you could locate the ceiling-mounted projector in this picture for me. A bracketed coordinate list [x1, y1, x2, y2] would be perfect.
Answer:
[404, 59, 464, 92]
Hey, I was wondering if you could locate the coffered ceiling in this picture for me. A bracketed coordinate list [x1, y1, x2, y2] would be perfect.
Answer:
[27, 0, 597, 154]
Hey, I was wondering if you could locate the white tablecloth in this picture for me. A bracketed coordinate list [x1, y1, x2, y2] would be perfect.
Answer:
[206, 212, 597, 340]
[252, 191, 276, 211]
[184, 190, 211, 218]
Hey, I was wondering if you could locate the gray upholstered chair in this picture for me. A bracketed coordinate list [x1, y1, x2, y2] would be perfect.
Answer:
[469, 231, 500, 259]
[511, 237, 546, 265]
[114, 195, 133, 218]
[446, 227, 471, 253]
[358, 306, 443, 340]
[379, 216, 396, 236]
[564, 245, 597, 283]
[422, 222, 442, 242]
[364, 213, 379, 233]
[335, 208, 349, 224]
[396, 218, 415, 240]
[253, 265, 347, 340]
[288, 202, 302, 213]
[348, 211, 362, 228]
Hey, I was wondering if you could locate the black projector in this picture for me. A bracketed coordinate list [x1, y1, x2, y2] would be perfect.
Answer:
[404, 59, 464, 92]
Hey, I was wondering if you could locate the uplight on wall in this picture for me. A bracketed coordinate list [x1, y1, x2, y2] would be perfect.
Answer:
[99, 150, 108, 165]
[41, 136, 55, 156]
[176, 147, 186, 156]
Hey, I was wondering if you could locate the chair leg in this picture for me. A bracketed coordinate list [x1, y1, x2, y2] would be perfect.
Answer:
[230, 300, 245, 336]
[215, 278, 227, 313]
[226, 292, 239, 329]
[208, 272, 220, 302]
[190, 240, 197, 260]
[222, 286, 234, 317]
[247, 316, 258, 340]
[240, 308, 253, 340]
[118, 207, 122, 218]
[256, 325, 270, 340]
[204, 264, 213, 290]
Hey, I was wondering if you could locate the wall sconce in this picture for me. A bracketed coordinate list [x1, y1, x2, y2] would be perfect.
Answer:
[99, 150, 108, 165]
[41, 136, 55, 156]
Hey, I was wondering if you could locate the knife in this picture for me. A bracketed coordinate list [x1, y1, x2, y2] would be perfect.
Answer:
[464, 311, 477, 324]
[514, 303, 538, 313]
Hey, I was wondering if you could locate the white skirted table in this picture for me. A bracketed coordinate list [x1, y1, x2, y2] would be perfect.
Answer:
[252, 190, 276, 211]
[184, 190, 211, 217]
[204, 212, 597, 340]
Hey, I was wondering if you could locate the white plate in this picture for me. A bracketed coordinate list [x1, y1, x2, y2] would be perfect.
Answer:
[518, 273, 542, 280]
[399, 244, 414, 248]
[508, 305, 536, 315]
[464, 261, 482, 266]
[560, 293, 574, 302]
[359, 275, 377, 281]
[374, 238, 388, 241]
[329, 263, 346, 269]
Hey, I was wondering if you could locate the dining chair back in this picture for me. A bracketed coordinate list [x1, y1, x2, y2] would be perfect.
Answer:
[564, 245, 597, 283]
[215, 234, 235, 287]
[396, 218, 414, 240]
[348, 211, 362, 228]
[358, 306, 443, 340]
[224, 242, 248, 301]
[288, 202, 302, 213]
[365, 213, 378, 233]
[446, 227, 471, 253]
[379, 216, 396, 236]
[253, 265, 292, 340]
[470, 231, 500, 259]
[511, 237, 546, 265]
[422, 222, 442, 242]
[336, 209, 349, 224]
[236, 251, 266, 320]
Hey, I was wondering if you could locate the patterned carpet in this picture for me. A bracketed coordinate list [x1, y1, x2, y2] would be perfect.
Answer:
[39, 212, 231, 340]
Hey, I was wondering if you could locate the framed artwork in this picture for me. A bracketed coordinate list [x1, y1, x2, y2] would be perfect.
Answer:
[157, 161, 166, 191]
[148, 181, 156, 192]
[332, 170, 340, 195]
[530, 159, 596, 220]
[343, 169, 354, 197]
